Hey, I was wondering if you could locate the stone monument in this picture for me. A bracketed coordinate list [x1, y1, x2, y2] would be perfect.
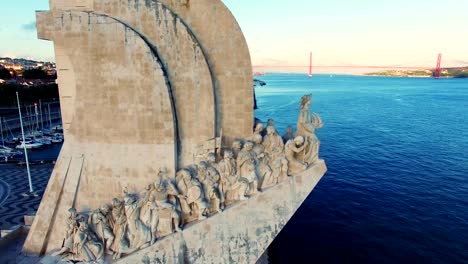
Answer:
[20, 1, 327, 263]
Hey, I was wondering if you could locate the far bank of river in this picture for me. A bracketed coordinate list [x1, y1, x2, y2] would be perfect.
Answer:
[363, 67, 468, 78]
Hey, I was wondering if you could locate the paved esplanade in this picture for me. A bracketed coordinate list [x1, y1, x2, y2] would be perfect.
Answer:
[19, 1, 327, 263]
[0, 164, 53, 229]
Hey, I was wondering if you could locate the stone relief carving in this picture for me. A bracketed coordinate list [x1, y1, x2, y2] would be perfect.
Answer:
[282, 125, 295, 143]
[53, 95, 322, 263]
[295, 94, 324, 164]
[176, 169, 209, 224]
[237, 141, 259, 196]
[263, 126, 289, 184]
[219, 150, 248, 206]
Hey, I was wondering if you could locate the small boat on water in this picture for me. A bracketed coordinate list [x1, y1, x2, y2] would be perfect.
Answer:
[0, 146, 24, 162]
[16, 140, 43, 150]
[51, 134, 63, 143]
[35, 136, 52, 145]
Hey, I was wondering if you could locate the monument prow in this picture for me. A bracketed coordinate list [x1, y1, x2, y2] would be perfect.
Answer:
[22, 1, 327, 263]
[115, 160, 327, 264]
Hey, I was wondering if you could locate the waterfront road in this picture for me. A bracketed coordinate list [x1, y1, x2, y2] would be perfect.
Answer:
[0, 164, 53, 229]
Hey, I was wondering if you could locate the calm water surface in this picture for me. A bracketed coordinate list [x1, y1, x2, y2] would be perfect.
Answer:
[254, 74, 468, 264]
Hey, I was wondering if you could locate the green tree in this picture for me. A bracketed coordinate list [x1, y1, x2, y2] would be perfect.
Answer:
[0, 67, 11, 80]
[22, 68, 48, 79]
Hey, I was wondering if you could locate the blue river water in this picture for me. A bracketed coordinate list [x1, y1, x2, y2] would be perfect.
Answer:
[255, 74, 468, 264]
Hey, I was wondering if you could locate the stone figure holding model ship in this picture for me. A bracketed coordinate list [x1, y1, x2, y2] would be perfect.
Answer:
[295, 94, 324, 165]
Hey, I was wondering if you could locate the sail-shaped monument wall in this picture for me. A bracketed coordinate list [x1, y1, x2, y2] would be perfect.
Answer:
[23, 0, 253, 254]
[21, 1, 327, 263]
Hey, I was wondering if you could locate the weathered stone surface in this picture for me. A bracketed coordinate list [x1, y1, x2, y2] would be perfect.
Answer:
[90, 1, 217, 166]
[115, 160, 327, 264]
[157, 0, 255, 144]
[42, 0, 254, 163]
[24, 11, 177, 255]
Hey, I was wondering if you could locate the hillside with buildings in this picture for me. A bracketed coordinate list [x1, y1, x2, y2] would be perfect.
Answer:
[0, 57, 58, 106]
[0, 57, 56, 85]
[364, 67, 468, 78]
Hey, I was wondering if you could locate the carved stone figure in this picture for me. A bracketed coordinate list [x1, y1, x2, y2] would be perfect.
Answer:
[237, 141, 259, 196]
[295, 94, 323, 164]
[267, 119, 275, 127]
[146, 168, 182, 243]
[123, 193, 151, 251]
[89, 204, 115, 253]
[176, 169, 209, 223]
[253, 122, 265, 138]
[231, 140, 243, 159]
[263, 126, 289, 181]
[110, 198, 128, 259]
[53, 208, 104, 262]
[197, 161, 222, 214]
[252, 134, 273, 190]
[285, 136, 308, 175]
[207, 152, 219, 171]
[140, 185, 155, 228]
[52, 208, 83, 258]
[158, 167, 180, 207]
[282, 125, 294, 143]
[263, 126, 284, 160]
[218, 150, 247, 205]
[72, 222, 104, 262]
[206, 153, 225, 209]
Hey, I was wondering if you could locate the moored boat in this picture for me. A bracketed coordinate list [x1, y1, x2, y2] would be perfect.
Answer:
[16, 140, 43, 149]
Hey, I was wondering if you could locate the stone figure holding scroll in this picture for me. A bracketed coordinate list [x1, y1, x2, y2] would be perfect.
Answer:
[296, 94, 323, 164]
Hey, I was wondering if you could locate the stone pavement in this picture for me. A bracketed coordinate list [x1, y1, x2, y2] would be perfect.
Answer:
[0, 164, 53, 230]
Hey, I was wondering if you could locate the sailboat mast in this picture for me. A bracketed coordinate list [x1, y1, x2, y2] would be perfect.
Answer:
[34, 102, 39, 133]
[16, 92, 34, 193]
[0, 117, 4, 147]
[40, 99, 44, 133]
[48, 103, 52, 130]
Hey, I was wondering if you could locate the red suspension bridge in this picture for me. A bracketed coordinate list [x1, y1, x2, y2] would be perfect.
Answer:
[253, 53, 468, 78]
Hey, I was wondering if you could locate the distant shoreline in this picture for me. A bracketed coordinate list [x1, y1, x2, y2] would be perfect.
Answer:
[363, 67, 468, 78]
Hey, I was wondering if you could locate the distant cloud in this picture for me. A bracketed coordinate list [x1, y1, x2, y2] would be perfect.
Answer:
[21, 21, 36, 32]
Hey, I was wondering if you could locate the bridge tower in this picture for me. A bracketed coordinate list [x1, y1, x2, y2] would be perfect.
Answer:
[309, 52, 313, 77]
[435, 53, 442, 78]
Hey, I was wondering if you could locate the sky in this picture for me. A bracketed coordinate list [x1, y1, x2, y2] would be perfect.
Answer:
[1, 0, 467, 72]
